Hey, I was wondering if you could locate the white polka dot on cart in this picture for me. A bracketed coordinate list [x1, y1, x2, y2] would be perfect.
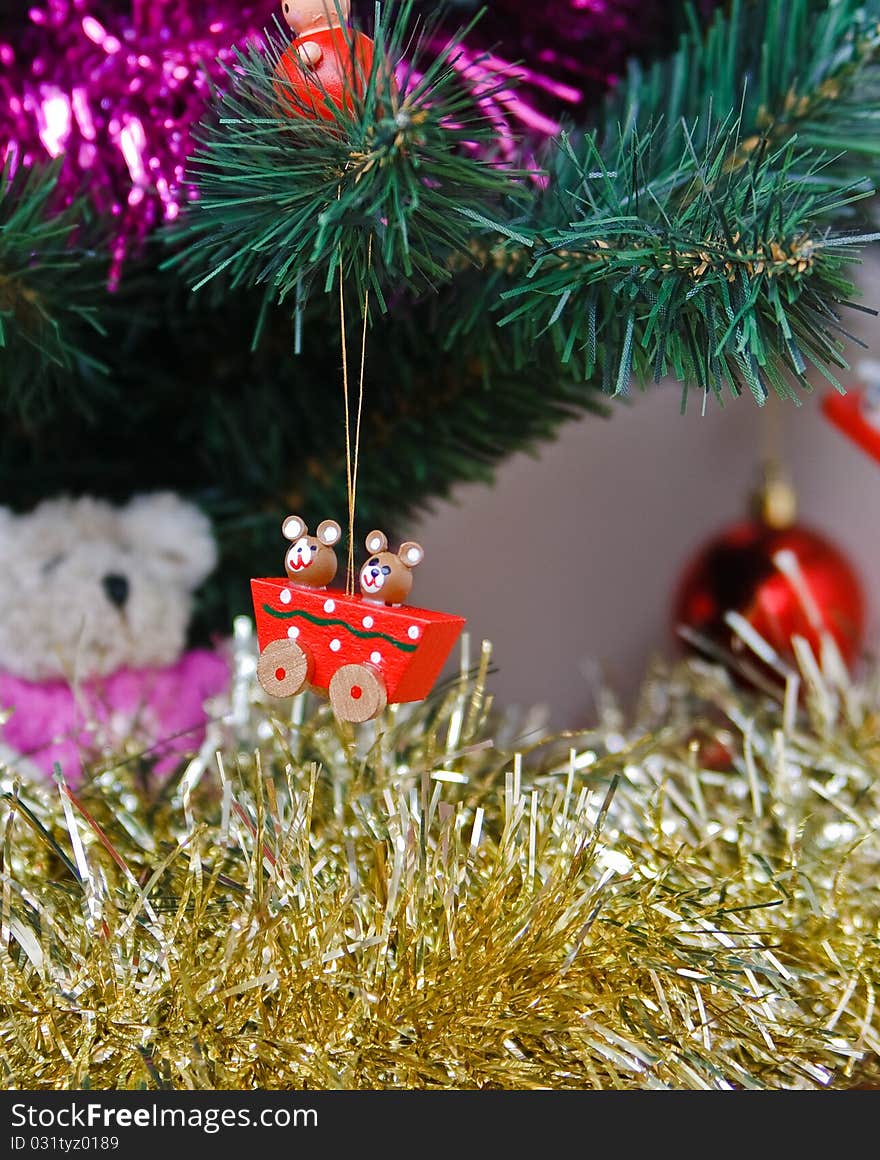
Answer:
[329, 639, 341, 652]
[287, 626, 300, 639]
[324, 599, 336, 613]
[370, 651, 381, 664]
[363, 616, 374, 628]
[408, 626, 420, 640]
[280, 589, 292, 604]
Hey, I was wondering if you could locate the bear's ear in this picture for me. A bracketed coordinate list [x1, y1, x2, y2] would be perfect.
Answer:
[282, 515, 307, 542]
[365, 529, 387, 555]
[316, 519, 341, 547]
[398, 541, 424, 570]
[123, 492, 218, 588]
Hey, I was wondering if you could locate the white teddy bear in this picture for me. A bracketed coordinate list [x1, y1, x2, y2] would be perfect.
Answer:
[0, 493, 230, 784]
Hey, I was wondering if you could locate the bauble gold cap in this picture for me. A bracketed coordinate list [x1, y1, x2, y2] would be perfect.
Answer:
[750, 462, 797, 530]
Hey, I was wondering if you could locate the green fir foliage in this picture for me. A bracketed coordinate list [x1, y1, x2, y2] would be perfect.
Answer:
[173, 0, 880, 407]
[0, 160, 107, 421]
[454, 0, 880, 404]
[486, 126, 876, 407]
[171, 1, 520, 320]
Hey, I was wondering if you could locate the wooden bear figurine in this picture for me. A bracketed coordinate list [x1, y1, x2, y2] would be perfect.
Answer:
[359, 530, 424, 605]
[282, 515, 342, 587]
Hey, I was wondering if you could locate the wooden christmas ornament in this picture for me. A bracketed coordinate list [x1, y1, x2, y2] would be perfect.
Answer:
[274, 0, 376, 123]
[252, 517, 464, 722]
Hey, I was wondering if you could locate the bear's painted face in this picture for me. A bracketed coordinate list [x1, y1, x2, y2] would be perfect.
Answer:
[0, 494, 217, 682]
[359, 553, 412, 605]
[285, 535, 338, 587]
[359, 555, 390, 594]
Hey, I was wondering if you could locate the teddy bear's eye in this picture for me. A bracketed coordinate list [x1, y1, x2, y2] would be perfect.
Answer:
[381, 565, 392, 575]
[41, 553, 64, 574]
[310, 544, 318, 553]
[369, 557, 379, 566]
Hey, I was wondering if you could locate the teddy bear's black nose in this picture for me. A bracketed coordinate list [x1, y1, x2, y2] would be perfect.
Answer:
[102, 573, 130, 609]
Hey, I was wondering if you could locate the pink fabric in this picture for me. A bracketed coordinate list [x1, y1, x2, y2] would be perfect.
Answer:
[0, 649, 230, 785]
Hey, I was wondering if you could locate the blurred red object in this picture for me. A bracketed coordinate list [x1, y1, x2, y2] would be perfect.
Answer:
[672, 469, 865, 670]
[822, 383, 880, 465]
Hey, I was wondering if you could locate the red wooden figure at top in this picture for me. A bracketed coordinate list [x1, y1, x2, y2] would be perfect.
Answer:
[274, 0, 376, 123]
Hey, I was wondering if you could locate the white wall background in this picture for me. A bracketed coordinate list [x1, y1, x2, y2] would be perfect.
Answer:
[409, 255, 880, 731]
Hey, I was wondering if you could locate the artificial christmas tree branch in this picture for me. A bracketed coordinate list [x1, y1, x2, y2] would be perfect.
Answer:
[169, 2, 519, 317]
[175, 0, 880, 408]
[455, 0, 880, 402]
[484, 128, 876, 405]
[594, 0, 880, 185]
[0, 160, 107, 421]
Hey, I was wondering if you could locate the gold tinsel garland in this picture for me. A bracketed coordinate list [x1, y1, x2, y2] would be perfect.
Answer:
[0, 619, 879, 1090]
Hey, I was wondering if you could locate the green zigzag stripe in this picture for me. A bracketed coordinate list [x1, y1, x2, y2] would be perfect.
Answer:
[262, 604, 418, 653]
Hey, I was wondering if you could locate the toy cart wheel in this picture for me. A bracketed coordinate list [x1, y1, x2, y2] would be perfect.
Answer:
[257, 638, 311, 698]
[329, 663, 387, 723]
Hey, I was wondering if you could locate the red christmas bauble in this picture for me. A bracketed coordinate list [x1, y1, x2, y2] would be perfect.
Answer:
[273, 28, 375, 123]
[673, 518, 865, 669]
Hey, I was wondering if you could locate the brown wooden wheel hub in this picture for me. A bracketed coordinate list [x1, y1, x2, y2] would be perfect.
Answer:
[329, 663, 387, 723]
[257, 638, 311, 698]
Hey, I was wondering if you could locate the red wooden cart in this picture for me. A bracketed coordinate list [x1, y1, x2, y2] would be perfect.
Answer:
[251, 578, 466, 722]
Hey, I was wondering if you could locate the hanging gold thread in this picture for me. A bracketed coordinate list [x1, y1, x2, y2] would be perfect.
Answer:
[338, 234, 373, 595]
[338, 257, 352, 591]
[349, 234, 373, 591]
